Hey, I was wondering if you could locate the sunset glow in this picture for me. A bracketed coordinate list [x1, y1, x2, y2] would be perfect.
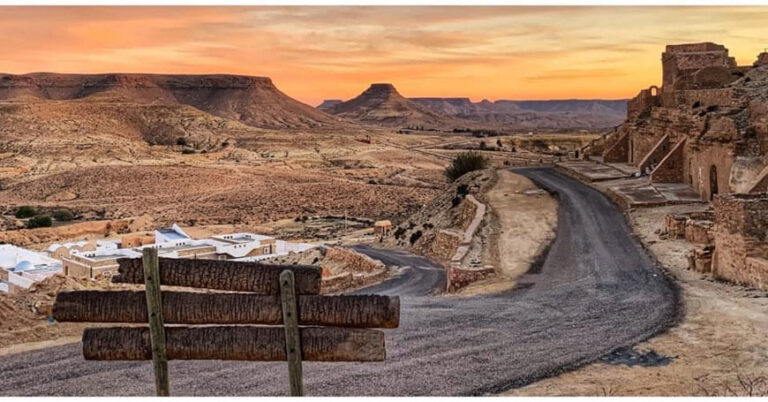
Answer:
[1, 6, 767, 105]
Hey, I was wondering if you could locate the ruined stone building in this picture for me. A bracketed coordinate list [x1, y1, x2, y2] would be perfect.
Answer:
[594, 42, 768, 201]
[584, 42, 768, 290]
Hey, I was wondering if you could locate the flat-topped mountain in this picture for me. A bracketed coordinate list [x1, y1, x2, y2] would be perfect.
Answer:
[0, 73, 340, 130]
[324, 83, 469, 129]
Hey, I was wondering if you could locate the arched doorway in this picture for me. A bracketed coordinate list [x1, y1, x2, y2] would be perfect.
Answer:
[709, 165, 719, 200]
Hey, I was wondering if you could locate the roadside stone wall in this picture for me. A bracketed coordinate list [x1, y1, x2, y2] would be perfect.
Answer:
[458, 198, 478, 231]
[447, 266, 495, 291]
[712, 193, 768, 289]
[324, 246, 383, 274]
[685, 219, 713, 244]
[415, 229, 462, 262]
[666, 213, 688, 238]
[321, 269, 389, 294]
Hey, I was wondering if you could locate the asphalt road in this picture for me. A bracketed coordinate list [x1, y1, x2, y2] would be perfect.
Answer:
[0, 167, 679, 396]
[350, 244, 446, 296]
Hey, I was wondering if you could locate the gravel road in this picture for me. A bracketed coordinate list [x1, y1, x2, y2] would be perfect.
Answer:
[0, 167, 679, 396]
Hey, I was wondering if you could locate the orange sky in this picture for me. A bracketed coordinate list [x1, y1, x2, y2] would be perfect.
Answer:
[1, 6, 767, 105]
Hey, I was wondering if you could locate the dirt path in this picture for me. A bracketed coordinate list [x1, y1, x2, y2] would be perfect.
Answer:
[460, 169, 557, 295]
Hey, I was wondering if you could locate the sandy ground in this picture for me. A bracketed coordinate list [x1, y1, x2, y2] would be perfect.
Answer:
[459, 169, 557, 295]
[508, 204, 768, 396]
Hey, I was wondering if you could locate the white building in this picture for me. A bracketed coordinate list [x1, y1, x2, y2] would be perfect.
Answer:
[36, 223, 318, 280]
[62, 248, 142, 279]
[47, 239, 118, 259]
[154, 224, 191, 244]
[0, 245, 63, 293]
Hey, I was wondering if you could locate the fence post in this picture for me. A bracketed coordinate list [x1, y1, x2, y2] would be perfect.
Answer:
[280, 270, 304, 396]
[143, 248, 170, 396]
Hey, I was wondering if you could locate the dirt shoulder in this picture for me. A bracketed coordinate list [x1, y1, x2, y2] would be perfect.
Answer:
[508, 204, 768, 396]
[459, 169, 557, 295]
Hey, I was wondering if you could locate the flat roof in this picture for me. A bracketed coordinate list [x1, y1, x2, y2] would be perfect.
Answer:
[158, 244, 216, 253]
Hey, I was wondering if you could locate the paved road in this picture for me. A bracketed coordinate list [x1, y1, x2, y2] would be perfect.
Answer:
[351, 244, 446, 296]
[0, 168, 679, 396]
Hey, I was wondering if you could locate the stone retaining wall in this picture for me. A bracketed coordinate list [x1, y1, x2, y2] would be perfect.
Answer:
[447, 267, 495, 292]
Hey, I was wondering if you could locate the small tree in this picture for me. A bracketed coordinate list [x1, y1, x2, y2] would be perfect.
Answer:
[52, 209, 75, 221]
[26, 215, 52, 229]
[15, 206, 36, 219]
[444, 151, 488, 182]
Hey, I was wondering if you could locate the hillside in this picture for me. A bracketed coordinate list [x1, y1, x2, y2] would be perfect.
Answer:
[0, 73, 343, 130]
[324, 83, 471, 130]
[411, 98, 628, 130]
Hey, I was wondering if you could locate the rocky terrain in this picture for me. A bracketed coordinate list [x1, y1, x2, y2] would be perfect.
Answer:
[0, 164, 439, 227]
[0, 274, 129, 351]
[411, 97, 627, 130]
[387, 169, 496, 261]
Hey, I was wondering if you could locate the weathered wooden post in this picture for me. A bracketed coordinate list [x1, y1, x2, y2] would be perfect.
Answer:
[280, 269, 304, 396]
[142, 248, 170, 396]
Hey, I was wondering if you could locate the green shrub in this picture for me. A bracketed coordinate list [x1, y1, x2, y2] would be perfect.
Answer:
[15, 206, 36, 219]
[26, 215, 52, 229]
[444, 151, 488, 182]
[52, 209, 75, 221]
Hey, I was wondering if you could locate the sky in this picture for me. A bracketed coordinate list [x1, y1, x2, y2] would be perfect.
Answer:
[1, 6, 767, 105]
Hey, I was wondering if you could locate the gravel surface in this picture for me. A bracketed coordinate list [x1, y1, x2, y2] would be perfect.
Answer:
[0, 168, 679, 396]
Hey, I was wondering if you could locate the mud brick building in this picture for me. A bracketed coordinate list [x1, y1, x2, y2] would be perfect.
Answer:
[592, 42, 768, 290]
[593, 42, 768, 201]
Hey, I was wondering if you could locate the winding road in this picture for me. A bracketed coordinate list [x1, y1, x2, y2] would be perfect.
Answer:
[0, 167, 679, 396]
[351, 244, 446, 296]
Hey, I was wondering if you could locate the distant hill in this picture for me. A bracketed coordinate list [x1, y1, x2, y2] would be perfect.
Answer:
[317, 99, 342, 111]
[410, 98, 628, 130]
[0, 73, 342, 130]
[322, 83, 471, 129]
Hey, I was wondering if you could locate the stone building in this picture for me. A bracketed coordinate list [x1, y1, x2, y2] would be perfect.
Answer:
[595, 42, 768, 290]
[591, 42, 768, 202]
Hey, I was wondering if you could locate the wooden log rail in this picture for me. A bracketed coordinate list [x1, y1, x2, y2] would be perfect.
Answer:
[113, 258, 322, 294]
[82, 326, 386, 362]
[54, 291, 400, 328]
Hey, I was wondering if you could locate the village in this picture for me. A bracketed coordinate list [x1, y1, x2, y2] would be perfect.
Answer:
[1, 5, 767, 393]
[0, 223, 323, 294]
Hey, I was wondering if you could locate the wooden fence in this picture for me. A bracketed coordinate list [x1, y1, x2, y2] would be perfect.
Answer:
[53, 249, 400, 396]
